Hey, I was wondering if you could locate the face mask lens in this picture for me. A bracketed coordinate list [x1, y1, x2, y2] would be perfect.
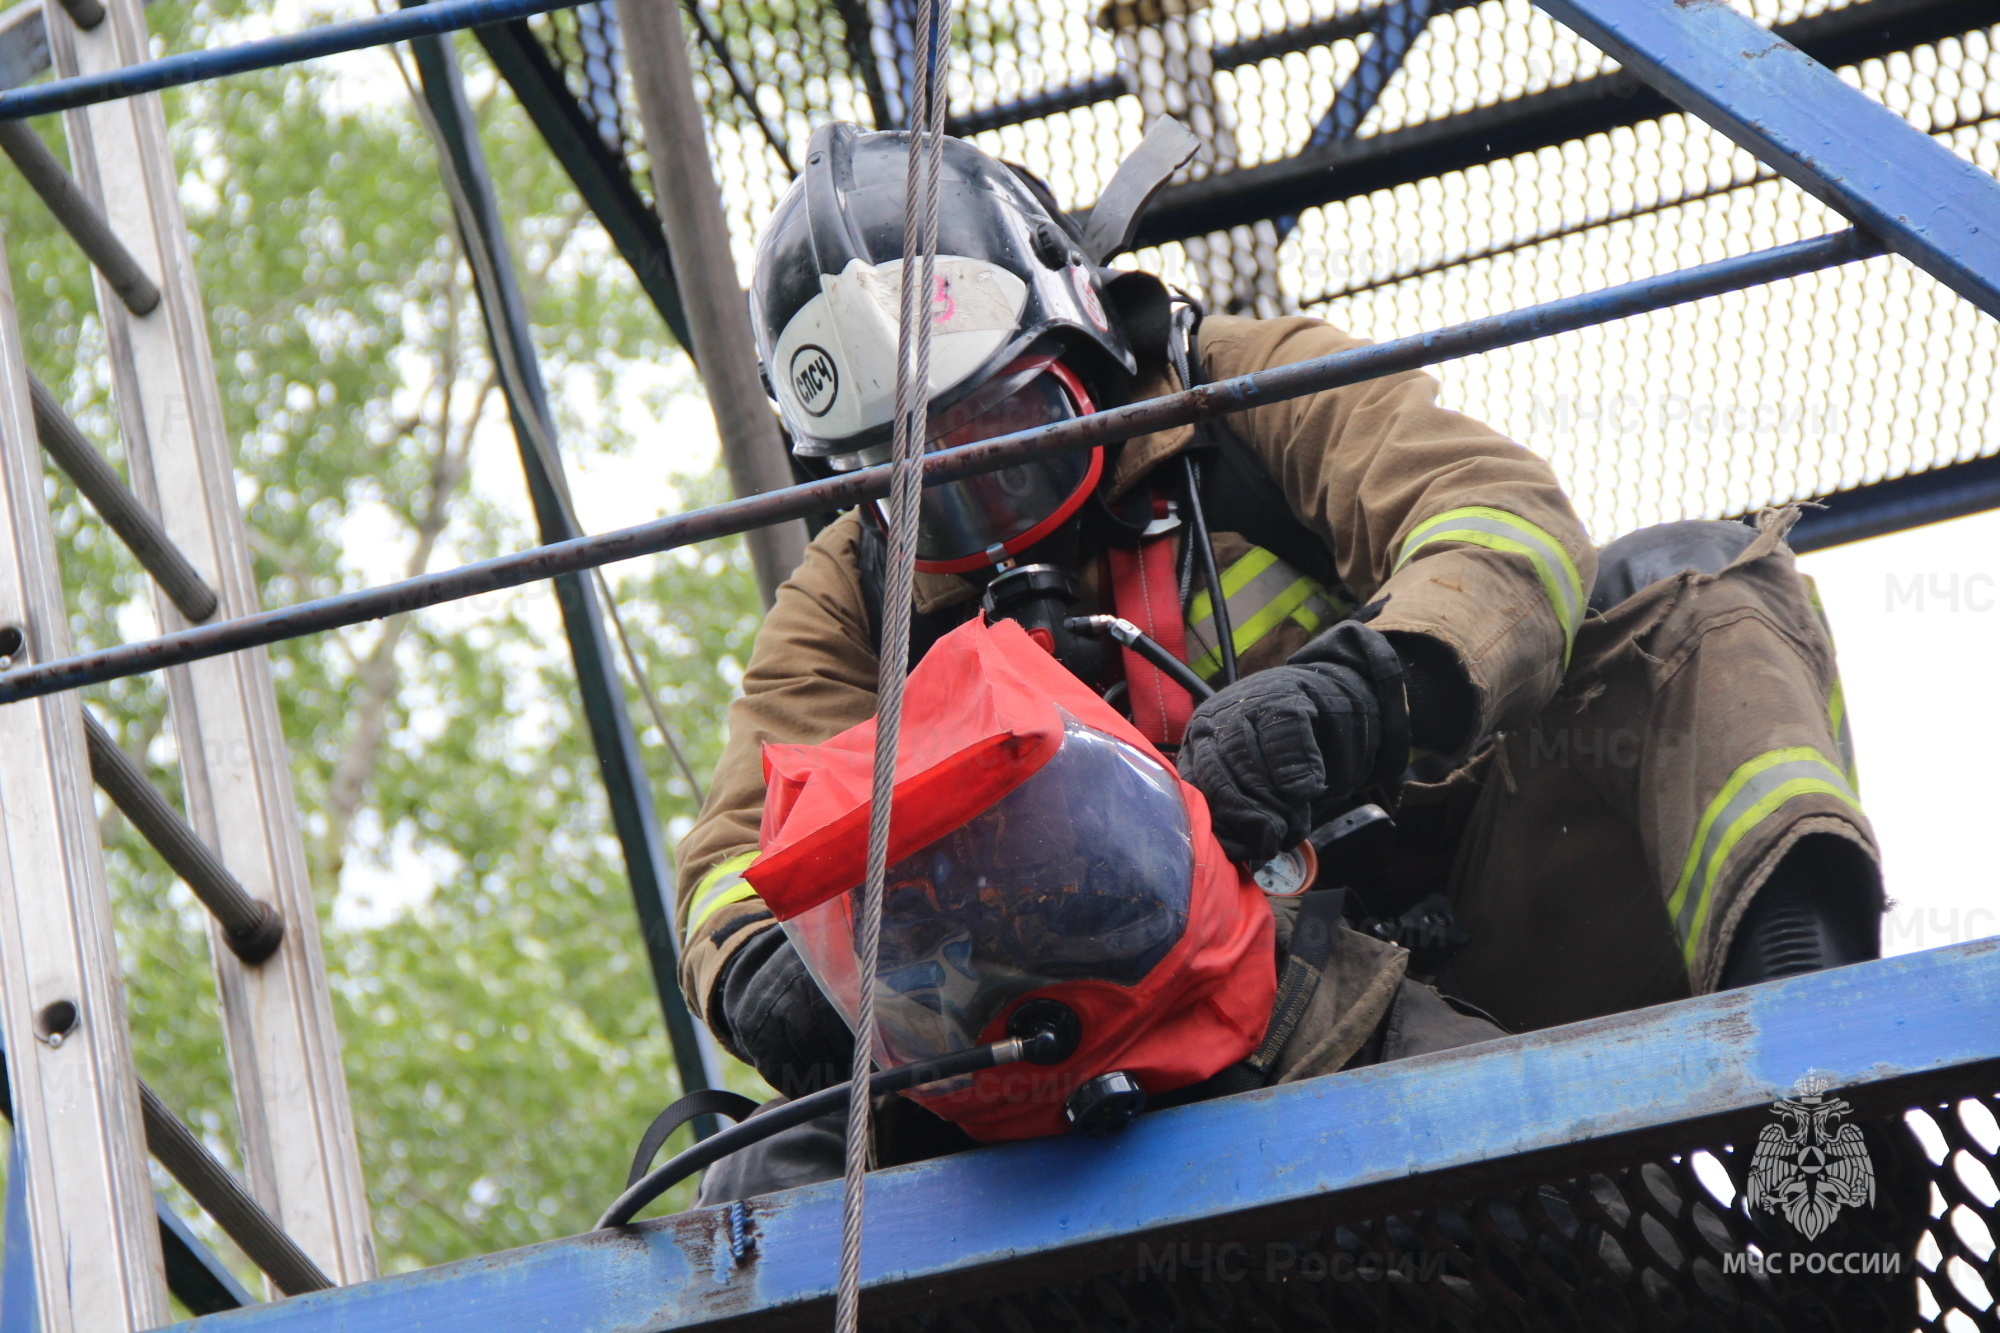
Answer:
[781, 715, 1194, 1069]
[871, 371, 1090, 564]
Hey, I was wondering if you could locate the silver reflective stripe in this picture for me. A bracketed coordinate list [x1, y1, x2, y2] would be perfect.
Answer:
[1829, 678, 1858, 790]
[685, 851, 761, 939]
[1667, 748, 1862, 963]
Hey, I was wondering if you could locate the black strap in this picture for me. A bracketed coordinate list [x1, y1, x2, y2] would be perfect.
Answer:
[626, 1090, 762, 1189]
[1207, 889, 1347, 1096]
[1170, 307, 1346, 594]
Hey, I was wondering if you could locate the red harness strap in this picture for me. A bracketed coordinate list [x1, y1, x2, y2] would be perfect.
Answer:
[1109, 501, 1193, 748]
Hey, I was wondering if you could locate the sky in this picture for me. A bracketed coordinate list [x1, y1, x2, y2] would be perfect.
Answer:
[1797, 507, 2000, 957]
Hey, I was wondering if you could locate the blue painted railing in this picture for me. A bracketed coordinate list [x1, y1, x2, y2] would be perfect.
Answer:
[165, 939, 2000, 1332]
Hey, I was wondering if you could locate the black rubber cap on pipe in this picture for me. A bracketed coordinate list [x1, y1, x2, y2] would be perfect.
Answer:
[52, 0, 106, 28]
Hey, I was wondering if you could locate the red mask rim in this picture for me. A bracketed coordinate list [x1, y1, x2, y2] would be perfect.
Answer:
[908, 359, 1101, 576]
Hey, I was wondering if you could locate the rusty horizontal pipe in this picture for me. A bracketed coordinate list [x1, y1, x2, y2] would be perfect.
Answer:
[0, 226, 1880, 707]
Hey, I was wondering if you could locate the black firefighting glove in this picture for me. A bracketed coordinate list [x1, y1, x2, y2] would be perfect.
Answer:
[712, 924, 855, 1098]
[1177, 621, 1410, 864]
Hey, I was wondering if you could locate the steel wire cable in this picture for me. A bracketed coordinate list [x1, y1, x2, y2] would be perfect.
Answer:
[834, 3, 954, 1327]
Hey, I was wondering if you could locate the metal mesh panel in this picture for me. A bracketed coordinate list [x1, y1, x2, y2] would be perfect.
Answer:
[529, 0, 839, 274]
[530, 0, 1998, 544]
[871, 1090, 2000, 1332]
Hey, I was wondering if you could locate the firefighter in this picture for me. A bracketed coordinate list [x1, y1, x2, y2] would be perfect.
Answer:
[673, 123, 1881, 1197]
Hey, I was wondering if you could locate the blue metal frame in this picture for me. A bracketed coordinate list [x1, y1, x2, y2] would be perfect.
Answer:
[1788, 453, 2000, 552]
[0, 0, 591, 120]
[403, 11, 718, 1122]
[1304, 0, 1430, 149]
[162, 937, 2000, 1331]
[0, 1048, 253, 1318]
[1, 1136, 34, 1333]
[1537, 0, 2000, 320]
[156, 1200, 256, 1315]
[1273, 0, 1432, 241]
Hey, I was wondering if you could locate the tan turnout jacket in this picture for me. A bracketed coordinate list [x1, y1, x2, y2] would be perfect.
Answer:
[673, 314, 1596, 1031]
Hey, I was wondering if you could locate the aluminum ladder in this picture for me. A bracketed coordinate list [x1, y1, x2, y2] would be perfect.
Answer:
[0, 0, 373, 1325]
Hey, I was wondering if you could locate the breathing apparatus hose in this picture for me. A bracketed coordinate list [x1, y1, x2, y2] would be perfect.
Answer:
[1065, 615, 1217, 705]
[595, 1030, 1061, 1229]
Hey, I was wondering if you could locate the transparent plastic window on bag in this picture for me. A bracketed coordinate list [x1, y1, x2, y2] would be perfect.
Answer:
[783, 713, 1194, 1069]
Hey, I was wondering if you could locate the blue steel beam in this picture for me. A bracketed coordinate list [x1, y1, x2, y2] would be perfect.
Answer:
[403, 9, 718, 1124]
[1535, 0, 2000, 320]
[1273, 0, 1432, 241]
[1303, 0, 1430, 149]
[0, 226, 1882, 707]
[165, 937, 2000, 1331]
[1788, 452, 2000, 552]
[0, 0, 590, 120]
[156, 1200, 256, 1315]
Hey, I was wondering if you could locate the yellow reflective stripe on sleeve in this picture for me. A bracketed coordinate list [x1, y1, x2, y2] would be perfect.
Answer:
[1290, 597, 1330, 634]
[684, 850, 761, 938]
[1394, 507, 1585, 661]
[1666, 748, 1862, 965]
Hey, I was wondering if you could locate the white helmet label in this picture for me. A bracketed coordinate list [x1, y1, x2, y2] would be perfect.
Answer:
[771, 256, 1030, 441]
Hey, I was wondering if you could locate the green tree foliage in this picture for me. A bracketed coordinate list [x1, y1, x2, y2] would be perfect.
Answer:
[2, 0, 767, 1284]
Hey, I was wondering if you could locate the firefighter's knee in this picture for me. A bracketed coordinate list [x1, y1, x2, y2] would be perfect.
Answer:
[1589, 519, 1757, 614]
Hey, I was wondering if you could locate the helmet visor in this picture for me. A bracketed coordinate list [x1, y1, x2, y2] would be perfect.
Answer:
[865, 363, 1095, 568]
[782, 714, 1193, 1069]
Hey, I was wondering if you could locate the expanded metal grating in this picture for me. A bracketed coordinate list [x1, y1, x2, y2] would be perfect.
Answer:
[870, 1090, 2000, 1332]
[527, 0, 1999, 545]
[491, 10, 2000, 1328]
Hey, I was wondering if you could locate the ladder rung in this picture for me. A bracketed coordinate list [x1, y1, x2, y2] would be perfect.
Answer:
[81, 710, 284, 964]
[0, 117, 158, 314]
[0, 1046, 252, 1313]
[137, 1080, 333, 1297]
[27, 373, 218, 622]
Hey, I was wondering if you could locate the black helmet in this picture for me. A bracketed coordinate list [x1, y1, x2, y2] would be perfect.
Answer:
[753, 123, 1136, 461]
[750, 123, 1140, 573]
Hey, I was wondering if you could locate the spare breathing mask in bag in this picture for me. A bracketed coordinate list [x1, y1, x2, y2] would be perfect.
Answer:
[744, 617, 1276, 1142]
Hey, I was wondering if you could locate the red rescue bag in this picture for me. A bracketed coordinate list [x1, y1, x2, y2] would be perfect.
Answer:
[745, 616, 1275, 1141]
